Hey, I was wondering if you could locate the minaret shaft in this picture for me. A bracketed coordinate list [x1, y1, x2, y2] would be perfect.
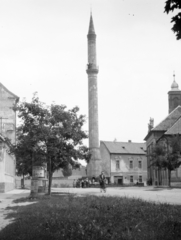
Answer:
[86, 14, 101, 177]
[88, 74, 99, 148]
[88, 39, 97, 65]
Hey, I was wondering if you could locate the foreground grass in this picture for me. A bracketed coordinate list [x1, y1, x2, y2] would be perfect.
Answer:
[0, 194, 181, 240]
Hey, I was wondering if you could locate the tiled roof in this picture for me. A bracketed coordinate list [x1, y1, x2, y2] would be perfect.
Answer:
[153, 106, 181, 131]
[101, 141, 146, 154]
[164, 117, 181, 135]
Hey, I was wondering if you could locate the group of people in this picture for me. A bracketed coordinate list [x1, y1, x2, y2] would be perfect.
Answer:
[72, 171, 107, 193]
[73, 178, 91, 188]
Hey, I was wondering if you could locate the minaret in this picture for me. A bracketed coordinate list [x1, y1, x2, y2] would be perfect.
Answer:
[168, 73, 181, 113]
[86, 13, 102, 177]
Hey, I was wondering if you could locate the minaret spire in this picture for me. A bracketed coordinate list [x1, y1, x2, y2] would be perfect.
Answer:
[86, 14, 101, 177]
[88, 13, 96, 36]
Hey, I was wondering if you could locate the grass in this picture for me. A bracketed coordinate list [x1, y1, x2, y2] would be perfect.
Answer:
[0, 194, 181, 240]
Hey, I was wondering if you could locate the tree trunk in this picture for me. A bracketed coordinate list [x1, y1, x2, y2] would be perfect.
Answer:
[22, 173, 25, 189]
[48, 157, 52, 195]
[168, 169, 171, 187]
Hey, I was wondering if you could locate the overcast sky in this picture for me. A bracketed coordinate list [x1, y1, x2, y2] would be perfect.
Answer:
[0, 0, 180, 144]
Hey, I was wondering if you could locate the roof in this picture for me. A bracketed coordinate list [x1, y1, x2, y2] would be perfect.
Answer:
[0, 82, 19, 102]
[153, 105, 181, 131]
[144, 106, 181, 141]
[164, 117, 181, 135]
[101, 141, 146, 155]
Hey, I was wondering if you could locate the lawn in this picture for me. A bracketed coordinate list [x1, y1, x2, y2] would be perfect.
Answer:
[0, 193, 181, 240]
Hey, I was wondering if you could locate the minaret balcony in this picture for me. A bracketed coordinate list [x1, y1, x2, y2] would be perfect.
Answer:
[86, 63, 99, 74]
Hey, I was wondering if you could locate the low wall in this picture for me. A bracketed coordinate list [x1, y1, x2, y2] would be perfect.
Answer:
[15, 178, 74, 189]
[15, 179, 31, 189]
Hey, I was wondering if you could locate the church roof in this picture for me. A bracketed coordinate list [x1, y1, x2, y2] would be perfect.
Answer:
[144, 105, 181, 141]
[101, 141, 146, 155]
[152, 105, 181, 131]
[164, 117, 181, 135]
[88, 14, 96, 35]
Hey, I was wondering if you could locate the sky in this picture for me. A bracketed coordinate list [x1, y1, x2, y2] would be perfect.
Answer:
[0, 0, 180, 145]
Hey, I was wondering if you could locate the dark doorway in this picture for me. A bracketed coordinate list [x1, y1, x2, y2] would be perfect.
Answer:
[118, 177, 123, 185]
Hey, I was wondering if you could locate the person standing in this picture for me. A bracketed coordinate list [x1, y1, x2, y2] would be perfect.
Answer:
[99, 171, 106, 193]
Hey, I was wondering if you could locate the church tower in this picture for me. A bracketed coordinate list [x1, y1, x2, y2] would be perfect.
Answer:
[168, 73, 181, 113]
[86, 13, 101, 177]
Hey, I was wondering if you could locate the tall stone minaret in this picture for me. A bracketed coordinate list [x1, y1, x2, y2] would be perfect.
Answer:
[86, 13, 102, 177]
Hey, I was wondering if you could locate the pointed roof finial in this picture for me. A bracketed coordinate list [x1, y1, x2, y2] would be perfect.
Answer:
[171, 71, 179, 90]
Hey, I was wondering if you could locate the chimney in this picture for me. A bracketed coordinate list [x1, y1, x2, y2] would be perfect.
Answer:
[128, 140, 132, 143]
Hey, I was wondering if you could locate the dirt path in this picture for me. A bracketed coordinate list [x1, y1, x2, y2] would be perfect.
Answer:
[0, 190, 30, 230]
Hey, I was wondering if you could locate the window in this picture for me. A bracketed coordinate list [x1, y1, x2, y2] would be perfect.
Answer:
[139, 176, 142, 183]
[116, 160, 120, 170]
[138, 161, 142, 169]
[130, 176, 133, 183]
[129, 161, 133, 169]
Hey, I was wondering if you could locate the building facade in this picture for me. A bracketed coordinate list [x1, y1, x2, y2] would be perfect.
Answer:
[0, 83, 19, 192]
[100, 141, 147, 185]
[144, 78, 181, 186]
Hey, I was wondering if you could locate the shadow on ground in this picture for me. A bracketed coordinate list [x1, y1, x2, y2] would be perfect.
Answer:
[0, 193, 70, 240]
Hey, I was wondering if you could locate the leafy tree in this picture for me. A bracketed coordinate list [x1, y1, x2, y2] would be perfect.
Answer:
[62, 164, 73, 177]
[9, 94, 90, 195]
[165, 135, 181, 185]
[164, 0, 181, 40]
[150, 135, 181, 186]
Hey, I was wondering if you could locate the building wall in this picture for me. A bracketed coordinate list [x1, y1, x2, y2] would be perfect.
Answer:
[146, 131, 181, 186]
[146, 131, 165, 185]
[110, 154, 147, 185]
[0, 143, 15, 192]
[0, 84, 18, 192]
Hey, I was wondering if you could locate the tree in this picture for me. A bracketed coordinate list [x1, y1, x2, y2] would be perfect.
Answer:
[164, 135, 181, 185]
[164, 0, 181, 40]
[150, 135, 181, 186]
[150, 144, 167, 185]
[62, 164, 73, 177]
[9, 94, 90, 195]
